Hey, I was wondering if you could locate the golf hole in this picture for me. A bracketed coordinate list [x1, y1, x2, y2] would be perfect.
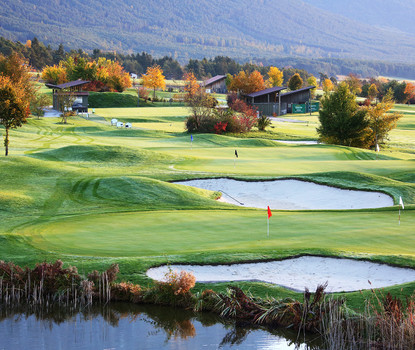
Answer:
[175, 178, 393, 209]
[147, 256, 415, 293]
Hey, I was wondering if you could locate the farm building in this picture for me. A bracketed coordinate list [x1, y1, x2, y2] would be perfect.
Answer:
[280, 86, 316, 114]
[245, 86, 316, 116]
[203, 75, 227, 93]
[245, 86, 286, 116]
[46, 79, 90, 113]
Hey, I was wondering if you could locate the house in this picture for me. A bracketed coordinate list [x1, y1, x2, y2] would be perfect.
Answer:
[245, 86, 287, 116]
[45, 79, 90, 113]
[245, 86, 316, 116]
[280, 86, 316, 114]
[202, 75, 227, 93]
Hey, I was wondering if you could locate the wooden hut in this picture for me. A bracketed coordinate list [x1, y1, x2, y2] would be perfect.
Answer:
[46, 79, 90, 113]
[245, 86, 286, 116]
[202, 75, 227, 93]
[280, 86, 315, 114]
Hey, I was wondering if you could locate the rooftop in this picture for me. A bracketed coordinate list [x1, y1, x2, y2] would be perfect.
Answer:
[246, 86, 287, 98]
[281, 86, 315, 96]
[203, 75, 226, 86]
[45, 79, 90, 90]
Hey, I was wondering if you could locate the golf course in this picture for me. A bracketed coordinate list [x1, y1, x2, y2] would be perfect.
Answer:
[1, 103, 415, 309]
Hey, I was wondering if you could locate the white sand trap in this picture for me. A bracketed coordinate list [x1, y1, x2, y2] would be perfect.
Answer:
[175, 178, 393, 209]
[147, 256, 415, 293]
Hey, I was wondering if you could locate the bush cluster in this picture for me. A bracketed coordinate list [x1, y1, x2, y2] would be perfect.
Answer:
[185, 94, 258, 134]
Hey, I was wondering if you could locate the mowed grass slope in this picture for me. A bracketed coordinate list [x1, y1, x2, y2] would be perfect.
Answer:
[1, 106, 415, 306]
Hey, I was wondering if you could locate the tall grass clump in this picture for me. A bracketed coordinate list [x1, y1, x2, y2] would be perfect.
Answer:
[0, 260, 119, 306]
[321, 287, 415, 349]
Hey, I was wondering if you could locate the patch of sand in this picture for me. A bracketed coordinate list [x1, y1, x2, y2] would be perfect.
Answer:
[147, 256, 415, 293]
[175, 178, 393, 210]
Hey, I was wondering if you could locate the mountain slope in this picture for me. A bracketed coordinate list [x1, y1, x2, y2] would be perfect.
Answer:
[1, 0, 414, 62]
[301, 0, 415, 35]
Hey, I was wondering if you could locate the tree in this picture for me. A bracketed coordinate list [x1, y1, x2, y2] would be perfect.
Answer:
[183, 72, 200, 100]
[0, 53, 34, 156]
[228, 70, 265, 94]
[345, 74, 362, 95]
[404, 82, 415, 104]
[185, 89, 217, 132]
[322, 79, 334, 94]
[267, 66, 283, 87]
[0, 53, 36, 102]
[368, 83, 379, 102]
[41, 63, 67, 85]
[0, 76, 29, 156]
[317, 83, 369, 147]
[31, 93, 50, 119]
[307, 76, 318, 99]
[141, 64, 166, 100]
[366, 89, 402, 149]
[56, 90, 76, 124]
[288, 73, 303, 91]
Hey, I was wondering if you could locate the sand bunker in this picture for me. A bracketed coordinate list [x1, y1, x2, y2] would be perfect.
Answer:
[147, 256, 415, 293]
[175, 178, 393, 210]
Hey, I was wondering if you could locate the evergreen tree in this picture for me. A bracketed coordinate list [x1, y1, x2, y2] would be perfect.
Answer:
[288, 73, 303, 91]
[317, 83, 369, 147]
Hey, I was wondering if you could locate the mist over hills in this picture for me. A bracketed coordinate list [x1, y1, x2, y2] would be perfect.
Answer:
[1, 0, 414, 64]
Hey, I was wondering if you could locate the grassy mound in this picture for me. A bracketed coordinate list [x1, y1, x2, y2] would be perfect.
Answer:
[29, 145, 172, 165]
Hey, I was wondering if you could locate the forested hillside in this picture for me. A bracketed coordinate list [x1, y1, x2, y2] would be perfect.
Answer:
[1, 0, 415, 63]
[302, 0, 415, 35]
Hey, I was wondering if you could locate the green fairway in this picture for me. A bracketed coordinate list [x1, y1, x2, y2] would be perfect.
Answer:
[16, 209, 415, 258]
[1, 103, 415, 306]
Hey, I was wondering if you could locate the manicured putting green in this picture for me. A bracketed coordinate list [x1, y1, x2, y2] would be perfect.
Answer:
[18, 209, 415, 258]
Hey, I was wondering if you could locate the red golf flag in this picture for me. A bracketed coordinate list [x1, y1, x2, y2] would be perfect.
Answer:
[267, 206, 272, 219]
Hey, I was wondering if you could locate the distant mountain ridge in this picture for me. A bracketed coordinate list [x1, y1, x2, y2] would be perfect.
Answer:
[1, 0, 415, 63]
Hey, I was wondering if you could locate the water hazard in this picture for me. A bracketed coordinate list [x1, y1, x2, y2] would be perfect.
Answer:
[0, 303, 320, 349]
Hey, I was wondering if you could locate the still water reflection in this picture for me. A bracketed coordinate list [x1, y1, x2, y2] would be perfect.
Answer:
[0, 303, 321, 349]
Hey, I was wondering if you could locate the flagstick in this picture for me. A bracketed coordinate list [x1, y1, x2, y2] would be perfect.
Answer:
[267, 217, 269, 237]
[234, 158, 235, 168]
[399, 208, 401, 225]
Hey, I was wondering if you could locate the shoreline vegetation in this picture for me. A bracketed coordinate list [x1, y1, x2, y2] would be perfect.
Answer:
[1, 259, 415, 349]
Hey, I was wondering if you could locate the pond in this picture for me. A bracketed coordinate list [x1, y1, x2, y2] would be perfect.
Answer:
[175, 178, 393, 210]
[0, 303, 320, 349]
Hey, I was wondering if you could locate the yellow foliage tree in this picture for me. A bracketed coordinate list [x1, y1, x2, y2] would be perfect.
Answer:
[366, 89, 402, 149]
[322, 79, 334, 94]
[41, 63, 67, 85]
[307, 76, 318, 98]
[141, 65, 166, 100]
[368, 83, 379, 101]
[267, 66, 283, 87]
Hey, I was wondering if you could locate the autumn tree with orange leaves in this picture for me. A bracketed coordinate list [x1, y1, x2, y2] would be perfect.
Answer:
[229, 70, 266, 95]
[0, 54, 34, 156]
[141, 65, 166, 100]
[183, 72, 200, 100]
[404, 82, 415, 104]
